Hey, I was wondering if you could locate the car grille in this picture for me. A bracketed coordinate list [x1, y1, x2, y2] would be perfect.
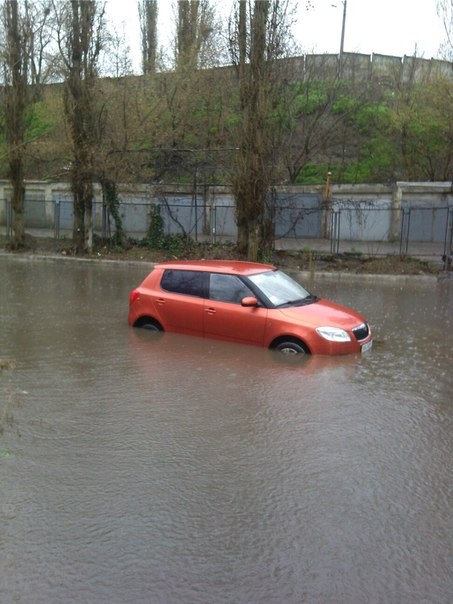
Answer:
[352, 323, 369, 341]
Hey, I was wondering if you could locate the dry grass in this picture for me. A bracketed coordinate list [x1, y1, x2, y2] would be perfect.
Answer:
[0, 359, 16, 437]
[0, 359, 16, 372]
[0, 235, 444, 275]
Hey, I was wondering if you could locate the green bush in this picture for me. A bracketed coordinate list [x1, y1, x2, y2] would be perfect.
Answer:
[144, 205, 193, 256]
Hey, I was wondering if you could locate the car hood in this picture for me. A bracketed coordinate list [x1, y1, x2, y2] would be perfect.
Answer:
[277, 298, 366, 329]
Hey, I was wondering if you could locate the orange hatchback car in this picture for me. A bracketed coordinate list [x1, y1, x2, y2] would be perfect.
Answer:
[128, 260, 373, 355]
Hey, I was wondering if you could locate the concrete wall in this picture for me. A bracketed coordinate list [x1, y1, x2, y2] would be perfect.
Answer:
[298, 52, 453, 83]
[225, 52, 452, 84]
[0, 180, 452, 244]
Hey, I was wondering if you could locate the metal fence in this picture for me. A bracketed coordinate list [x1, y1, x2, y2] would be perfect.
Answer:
[1, 197, 452, 265]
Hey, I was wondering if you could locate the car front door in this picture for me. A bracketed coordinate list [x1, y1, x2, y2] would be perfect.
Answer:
[203, 273, 268, 345]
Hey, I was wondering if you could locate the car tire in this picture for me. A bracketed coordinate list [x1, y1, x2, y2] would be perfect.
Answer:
[138, 319, 163, 331]
[274, 340, 307, 355]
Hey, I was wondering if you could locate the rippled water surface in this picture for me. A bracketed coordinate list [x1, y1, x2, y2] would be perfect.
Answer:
[0, 257, 452, 604]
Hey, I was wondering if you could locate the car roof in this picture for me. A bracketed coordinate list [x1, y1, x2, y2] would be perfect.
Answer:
[154, 259, 276, 275]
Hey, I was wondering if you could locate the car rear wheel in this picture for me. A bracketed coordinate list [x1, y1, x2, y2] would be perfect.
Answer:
[136, 318, 163, 331]
[274, 340, 308, 355]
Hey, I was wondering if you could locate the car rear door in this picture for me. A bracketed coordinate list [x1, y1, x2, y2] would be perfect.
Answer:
[203, 273, 268, 345]
[155, 269, 205, 336]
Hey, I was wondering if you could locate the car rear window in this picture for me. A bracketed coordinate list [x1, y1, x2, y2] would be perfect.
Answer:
[161, 270, 204, 297]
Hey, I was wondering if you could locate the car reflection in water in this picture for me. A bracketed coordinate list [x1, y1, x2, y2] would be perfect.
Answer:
[128, 327, 364, 381]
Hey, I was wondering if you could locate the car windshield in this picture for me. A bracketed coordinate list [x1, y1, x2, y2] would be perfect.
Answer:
[248, 270, 314, 307]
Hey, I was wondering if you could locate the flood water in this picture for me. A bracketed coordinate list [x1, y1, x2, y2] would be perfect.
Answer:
[0, 256, 452, 604]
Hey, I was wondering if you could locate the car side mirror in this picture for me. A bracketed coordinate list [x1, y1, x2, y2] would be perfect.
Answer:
[241, 296, 258, 307]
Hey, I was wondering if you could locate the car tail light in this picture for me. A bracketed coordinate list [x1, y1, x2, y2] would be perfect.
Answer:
[129, 290, 140, 305]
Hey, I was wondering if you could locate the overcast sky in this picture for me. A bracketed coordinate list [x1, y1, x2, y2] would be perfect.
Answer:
[105, 0, 447, 72]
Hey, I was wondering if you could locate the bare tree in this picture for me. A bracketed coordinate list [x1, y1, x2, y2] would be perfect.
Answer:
[139, 0, 157, 74]
[175, 0, 218, 70]
[103, 21, 132, 77]
[55, 0, 105, 253]
[0, 0, 60, 249]
[437, 0, 453, 60]
[229, 0, 295, 259]
[26, 0, 53, 94]
[1, 0, 29, 248]
[176, 0, 198, 70]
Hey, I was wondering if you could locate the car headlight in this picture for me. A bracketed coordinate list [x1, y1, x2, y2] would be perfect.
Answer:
[316, 326, 351, 342]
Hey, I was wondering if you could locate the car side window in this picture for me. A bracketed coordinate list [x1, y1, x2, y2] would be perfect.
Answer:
[208, 273, 254, 304]
[161, 270, 204, 297]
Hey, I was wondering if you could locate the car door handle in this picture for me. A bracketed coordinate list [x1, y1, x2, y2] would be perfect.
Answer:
[156, 298, 166, 305]
[205, 307, 216, 315]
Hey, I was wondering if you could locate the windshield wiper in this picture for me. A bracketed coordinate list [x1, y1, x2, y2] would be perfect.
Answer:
[276, 294, 319, 308]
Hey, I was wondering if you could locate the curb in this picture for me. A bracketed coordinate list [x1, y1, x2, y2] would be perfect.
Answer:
[1, 250, 446, 282]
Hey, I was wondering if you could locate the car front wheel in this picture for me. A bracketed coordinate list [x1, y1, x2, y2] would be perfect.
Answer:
[274, 340, 308, 355]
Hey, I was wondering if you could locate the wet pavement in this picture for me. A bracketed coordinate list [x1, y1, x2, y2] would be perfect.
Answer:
[0, 256, 452, 604]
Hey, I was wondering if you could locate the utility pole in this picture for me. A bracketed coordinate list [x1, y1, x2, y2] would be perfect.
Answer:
[338, 0, 347, 76]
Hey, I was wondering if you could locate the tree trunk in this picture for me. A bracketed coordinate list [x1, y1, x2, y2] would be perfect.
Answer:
[10, 159, 26, 249]
[71, 167, 85, 251]
[248, 221, 261, 262]
[4, 0, 27, 249]
[235, 191, 249, 255]
[139, 0, 158, 74]
[259, 189, 275, 259]
[231, 0, 277, 260]
[62, 0, 102, 255]
[85, 192, 93, 253]
[101, 178, 126, 246]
